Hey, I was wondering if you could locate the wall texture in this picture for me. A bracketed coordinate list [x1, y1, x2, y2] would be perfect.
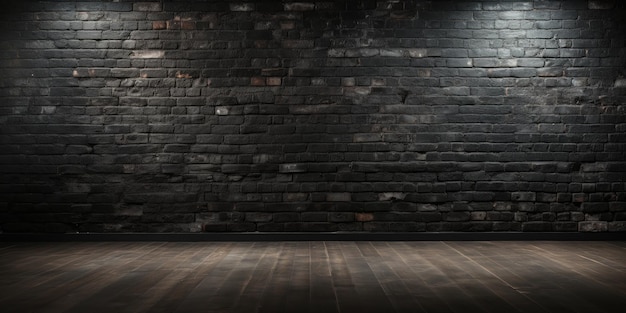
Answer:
[0, 0, 625, 233]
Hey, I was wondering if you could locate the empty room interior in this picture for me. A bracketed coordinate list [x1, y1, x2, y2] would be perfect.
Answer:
[0, 0, 625, 312]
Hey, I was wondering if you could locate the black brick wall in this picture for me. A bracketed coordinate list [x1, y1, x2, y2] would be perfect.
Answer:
[0, 0, 625, 233]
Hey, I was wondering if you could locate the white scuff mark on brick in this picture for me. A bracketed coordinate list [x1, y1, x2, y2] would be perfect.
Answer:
[130, 50, 165, 58]
[326, 193, 351, 202]
[614, 78, 626, 88]
[230, 3, 254, 11]
[284, 2, 315, 11]
[588, 0, 615, 10]
[345, 48, 379, 58]
[327, 48, 346, 57]
[378, 192, 407, 201]
[279, 163, 307, 173]
[380, 49, 406, 57]
[41, 106, 56, 114]
[215, 107, 229, 115]
[408, 49, 427, 58]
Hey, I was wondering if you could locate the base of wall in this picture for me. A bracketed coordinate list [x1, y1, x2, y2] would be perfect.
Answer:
[1, 232, 625, 242]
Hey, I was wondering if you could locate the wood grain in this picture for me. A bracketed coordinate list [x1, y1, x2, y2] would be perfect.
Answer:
[0, 241, 625, 313]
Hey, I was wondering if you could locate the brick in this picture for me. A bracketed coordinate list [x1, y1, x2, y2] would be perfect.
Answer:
[446, 59, 473, 68]
[245, 212, 272, 223]
[273, 213, 300, 223]
[609, 221, 626, 232]
[152, 21, 166, 30]
[445, 212, 470, 222]
[284, 2, 315, 11]
[547, 215, 570, 226]
[588, 1, 615, 10]
[579, 221, 608, 232]
[326, 193, 351, 202]
[363, 222, 389, 232]
[134, 2, 162, 12]
[355, 213, 373, 222]
[130, 50, 164, 58]
[301, 212, 328, 222]
[329, 212, 354, 222]
[228, 3, 254, 11]
[581, 203, 609, 213]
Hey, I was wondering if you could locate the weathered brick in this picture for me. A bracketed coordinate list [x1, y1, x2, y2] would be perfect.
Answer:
[609, 221, 626, 232]
[511, 192, 536, 202]
[1, 0, 624, 234]
[579, 221, 608, 232]
[329, 212, 355, 222]
[284, 2, 315, 11]
[581, 203, 609, 213]
[134, 2, 162, 12]
[245, 212, 272, 223]
[588, 1, 615, 10]
[273, 213, 299, 223]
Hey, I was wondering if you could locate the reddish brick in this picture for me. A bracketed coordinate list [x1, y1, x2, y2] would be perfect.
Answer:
[181, 21, 195, 30]
[356, 213, 374, 222]
[152, 21, 166, 30]
[251, 77, 265, 86]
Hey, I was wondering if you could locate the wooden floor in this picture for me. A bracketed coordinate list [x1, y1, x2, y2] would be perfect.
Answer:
[1, 241, 625, 313]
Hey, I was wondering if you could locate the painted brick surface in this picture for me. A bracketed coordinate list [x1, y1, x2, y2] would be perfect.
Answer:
[0, 0, 625, 233]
